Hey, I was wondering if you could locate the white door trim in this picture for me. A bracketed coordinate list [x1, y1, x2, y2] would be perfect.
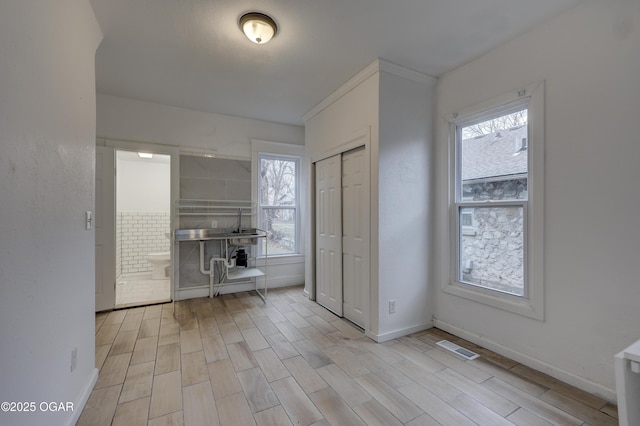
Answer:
[102, 138, 180, 301]
[95, 146, 116, 312]
[310, 127, 372, 164]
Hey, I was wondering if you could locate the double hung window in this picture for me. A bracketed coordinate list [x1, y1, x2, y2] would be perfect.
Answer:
[448, 84, 544, 319]
[456, 106, 529, 296]
[258, 154, 299, 256]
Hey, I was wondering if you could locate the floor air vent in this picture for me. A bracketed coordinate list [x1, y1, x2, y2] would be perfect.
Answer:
[436, 340, 479, 360]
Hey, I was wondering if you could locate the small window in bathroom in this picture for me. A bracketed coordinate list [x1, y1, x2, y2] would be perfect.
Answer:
[258, 154, 300, 256]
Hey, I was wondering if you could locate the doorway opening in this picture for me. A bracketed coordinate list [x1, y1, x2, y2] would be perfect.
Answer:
[115, 150, 171, 308]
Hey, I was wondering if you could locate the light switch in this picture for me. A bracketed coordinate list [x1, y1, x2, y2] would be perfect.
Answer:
[86, 211, 93, 230]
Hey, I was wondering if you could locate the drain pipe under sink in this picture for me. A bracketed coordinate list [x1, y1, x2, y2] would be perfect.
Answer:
[199, 241, 235, 298]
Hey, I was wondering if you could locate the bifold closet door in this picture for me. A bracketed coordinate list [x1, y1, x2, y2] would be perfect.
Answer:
[315, 154, 343, 316]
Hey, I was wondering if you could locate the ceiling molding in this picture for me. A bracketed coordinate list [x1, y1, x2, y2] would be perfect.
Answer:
[303, 58, 435, 123]
[303, 59, 380, 123]
[378, 59, 436, 85]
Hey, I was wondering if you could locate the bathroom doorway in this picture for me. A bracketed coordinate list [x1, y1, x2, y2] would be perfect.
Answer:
[114, 149, 172, 308]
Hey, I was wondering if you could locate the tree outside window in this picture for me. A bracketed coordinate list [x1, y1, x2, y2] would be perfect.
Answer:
[259, 155, 299, 255]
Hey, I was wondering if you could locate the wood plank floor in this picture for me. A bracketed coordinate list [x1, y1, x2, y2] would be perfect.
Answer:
[79, 285, 618, 426]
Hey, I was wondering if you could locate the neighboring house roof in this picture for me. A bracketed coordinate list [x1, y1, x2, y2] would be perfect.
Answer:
[461, 125, 528, 182]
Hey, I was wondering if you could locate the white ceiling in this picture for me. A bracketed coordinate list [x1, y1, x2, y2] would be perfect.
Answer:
[90, 0, 584, 126]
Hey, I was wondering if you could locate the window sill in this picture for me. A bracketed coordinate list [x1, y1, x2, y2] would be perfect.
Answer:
[444, 280, 543, 321]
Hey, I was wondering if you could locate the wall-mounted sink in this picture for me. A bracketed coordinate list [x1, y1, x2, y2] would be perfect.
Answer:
[174, 228, 226, 241]
[228, 229, 262, 246]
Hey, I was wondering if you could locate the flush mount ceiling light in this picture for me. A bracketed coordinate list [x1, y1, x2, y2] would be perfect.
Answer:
[137, 152, 154, 159]
[239, 12, 277, 44]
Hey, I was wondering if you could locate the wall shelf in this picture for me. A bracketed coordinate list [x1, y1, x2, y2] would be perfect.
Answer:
[227, 268, 265, 280]
[176, 199, 255, 217]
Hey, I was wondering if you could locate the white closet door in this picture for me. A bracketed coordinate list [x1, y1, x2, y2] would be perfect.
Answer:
[315, 154, 343, 316]
[95, 146, 116, 312]
[342, 146, 368, 327]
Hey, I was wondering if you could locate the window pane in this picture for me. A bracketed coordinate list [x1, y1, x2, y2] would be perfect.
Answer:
[459, 110, 528, 201]
[260, 158, 296, 206]
[260, 208, 296, 255]
[459, 206, 524, 296]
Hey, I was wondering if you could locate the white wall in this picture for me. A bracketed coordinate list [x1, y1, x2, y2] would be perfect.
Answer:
[304, 69, 380, 336]
[304, 68, 380, 294]
[378, 70, 436, 339]
[305, 60, 435, 341]
[434, 0, 640, 400]
[0, 1, 102, 425]
[97, 94, 304, 157]
[117, 155, 171, 212]
[304, 73, 380, 158]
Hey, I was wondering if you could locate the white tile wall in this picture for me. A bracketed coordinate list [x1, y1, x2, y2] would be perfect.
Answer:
[116, 214, 121, 278]
[117, 212, 170, 275]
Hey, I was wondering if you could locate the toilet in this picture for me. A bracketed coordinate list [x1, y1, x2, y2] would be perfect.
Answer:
[147, 252, 171, 279]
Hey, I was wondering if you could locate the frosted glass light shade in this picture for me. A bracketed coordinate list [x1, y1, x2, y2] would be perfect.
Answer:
[240, 13, 277, 44]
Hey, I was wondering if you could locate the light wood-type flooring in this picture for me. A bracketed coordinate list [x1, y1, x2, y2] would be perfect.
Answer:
[79, 285, 618, 425]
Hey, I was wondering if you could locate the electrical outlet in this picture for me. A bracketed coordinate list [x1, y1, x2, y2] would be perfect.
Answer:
[211, 220, 218, 228]
[389, 299, 396, 314]
[71, 348, 77, 372]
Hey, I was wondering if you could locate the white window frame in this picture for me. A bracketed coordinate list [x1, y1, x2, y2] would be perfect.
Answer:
[444, 82, 545, 320]
[258, 153, 300, 256]
[251, 140, 305, 259]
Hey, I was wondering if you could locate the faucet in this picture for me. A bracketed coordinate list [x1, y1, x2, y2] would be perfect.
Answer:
[236, 208, 243, 233]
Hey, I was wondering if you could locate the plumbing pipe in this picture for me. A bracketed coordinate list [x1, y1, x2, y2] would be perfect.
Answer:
[198, 241, 214, 296]
[199, 241, 209, 274]
[208, 256, 235, 298]
[208, 257, 215, 298]
[199, 240, 255, 297]
[199, 241, 235, 274]
[210, 257, 235, 270]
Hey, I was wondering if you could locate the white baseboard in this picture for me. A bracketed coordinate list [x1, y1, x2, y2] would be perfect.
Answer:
[174, 286, 209, 300]
[433, 318, 616, 402]
[66, 367, 98, 426]
[367, 321, 433, 343]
